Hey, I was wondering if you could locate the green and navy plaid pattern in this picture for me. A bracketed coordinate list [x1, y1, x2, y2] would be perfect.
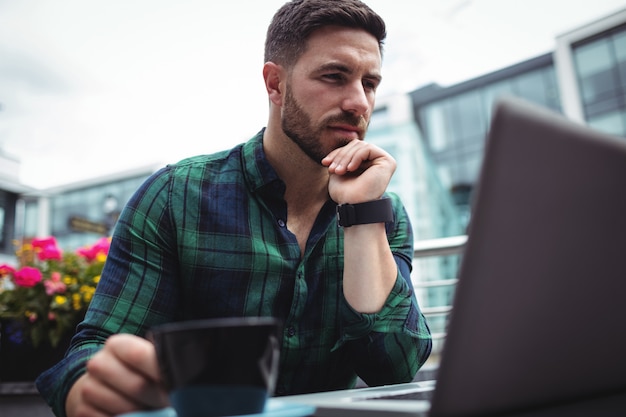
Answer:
[37, 130, 431, 416]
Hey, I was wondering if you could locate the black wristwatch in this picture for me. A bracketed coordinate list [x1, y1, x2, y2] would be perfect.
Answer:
[336, 198, 394, 227]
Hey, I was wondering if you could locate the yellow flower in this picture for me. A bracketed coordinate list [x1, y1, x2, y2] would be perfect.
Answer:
[93, 275, 101, 284]
[55, 295, 68, 305]
[63, 276, 73, 285]
[72, 293, 82, 310]
[80, 285, 95, 301]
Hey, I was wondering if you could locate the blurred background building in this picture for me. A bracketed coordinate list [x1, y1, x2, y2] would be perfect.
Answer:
[0, 5, 624, 354]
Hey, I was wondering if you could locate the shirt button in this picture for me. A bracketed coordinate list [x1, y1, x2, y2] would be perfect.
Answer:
[287, 326, 296, 337]
[277, 219, 286, 227]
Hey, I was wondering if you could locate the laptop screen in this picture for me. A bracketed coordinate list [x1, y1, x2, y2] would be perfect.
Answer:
[430, 97, 626, 416]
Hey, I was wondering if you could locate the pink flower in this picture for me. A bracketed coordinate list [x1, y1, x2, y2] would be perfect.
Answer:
[92, 237, 111, 255]
[32, 237, 63, 261]
[77, 237, 111, 261]
[39, 245, 63, 261]
[14, 266, 43, 287]
[76, 247, 97, 261]
[44, 271, 67, 295]
[31, 237, 58, 250]
[0, 264, 16, 277]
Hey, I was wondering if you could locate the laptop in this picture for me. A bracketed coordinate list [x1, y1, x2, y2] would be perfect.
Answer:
[281, 97, 626, 416]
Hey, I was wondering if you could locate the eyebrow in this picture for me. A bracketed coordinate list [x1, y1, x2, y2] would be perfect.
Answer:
[316, 62, 383, 84]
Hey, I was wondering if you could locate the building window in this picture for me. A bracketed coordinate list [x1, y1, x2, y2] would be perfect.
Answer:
[0, 206, 5, 249]
[574, 24, 626, 137]
[0, 190, 17, 255]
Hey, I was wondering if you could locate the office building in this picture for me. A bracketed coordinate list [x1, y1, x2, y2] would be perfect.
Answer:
[409, 7, 626, 225]
[17, 166, 158, 252]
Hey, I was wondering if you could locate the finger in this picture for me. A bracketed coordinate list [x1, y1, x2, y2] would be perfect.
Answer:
[86, 335, 169, 410]
[323, 141, 367, 173]
[107, 333, 163, 382]
[79, 370, 142, 416]
[66, 374, 120, 417]
[321, 142, 349, 166]
[327, 142, 383, 174]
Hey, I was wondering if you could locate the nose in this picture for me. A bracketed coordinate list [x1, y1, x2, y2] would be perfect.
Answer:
[341, 81, 371, 118]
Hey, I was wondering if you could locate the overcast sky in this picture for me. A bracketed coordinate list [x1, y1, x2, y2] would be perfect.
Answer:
[1, 0, 625, 188]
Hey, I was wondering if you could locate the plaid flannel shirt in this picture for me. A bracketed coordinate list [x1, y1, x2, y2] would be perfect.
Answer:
[37, 130, 431, 417]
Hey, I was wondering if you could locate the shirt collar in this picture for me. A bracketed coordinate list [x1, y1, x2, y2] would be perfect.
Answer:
[242, 128, 286, 198]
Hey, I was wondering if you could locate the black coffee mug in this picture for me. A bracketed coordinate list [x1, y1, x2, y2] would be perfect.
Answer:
[149, 317, 282, 417]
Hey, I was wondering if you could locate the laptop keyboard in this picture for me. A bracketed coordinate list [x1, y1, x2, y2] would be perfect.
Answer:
[357, 388, 434, 401]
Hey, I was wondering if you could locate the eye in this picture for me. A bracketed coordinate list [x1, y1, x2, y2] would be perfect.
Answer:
[322, 73, 345, 83]
[363, 79, 378, 92]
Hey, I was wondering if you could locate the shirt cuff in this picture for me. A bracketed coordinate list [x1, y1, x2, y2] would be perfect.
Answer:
[331, 272, 417, 351]
[36, 346, 97, 417]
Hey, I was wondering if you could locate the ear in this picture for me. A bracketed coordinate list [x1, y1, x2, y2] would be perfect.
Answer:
[263, 62, 285, 107]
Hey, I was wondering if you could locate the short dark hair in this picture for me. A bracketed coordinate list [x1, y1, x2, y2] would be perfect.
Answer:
[264, 0, 386, 68]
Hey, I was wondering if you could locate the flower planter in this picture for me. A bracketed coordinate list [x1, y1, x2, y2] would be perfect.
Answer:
[0, 319, 73, 382]
[0, 236, 109, 382]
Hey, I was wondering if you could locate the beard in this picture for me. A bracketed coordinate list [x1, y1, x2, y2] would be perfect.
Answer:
[281, 86, 368, 164]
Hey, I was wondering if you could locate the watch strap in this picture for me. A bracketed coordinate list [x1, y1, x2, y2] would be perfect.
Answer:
[336, 198, 394, 227]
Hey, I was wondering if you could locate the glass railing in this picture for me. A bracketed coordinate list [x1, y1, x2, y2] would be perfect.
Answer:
[412, 235, 467, 364]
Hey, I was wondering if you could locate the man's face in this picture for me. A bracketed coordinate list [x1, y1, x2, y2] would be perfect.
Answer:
[280, 26, 382, 164]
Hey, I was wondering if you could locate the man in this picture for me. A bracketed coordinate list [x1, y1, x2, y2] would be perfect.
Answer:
[36, 1, 432, 416]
